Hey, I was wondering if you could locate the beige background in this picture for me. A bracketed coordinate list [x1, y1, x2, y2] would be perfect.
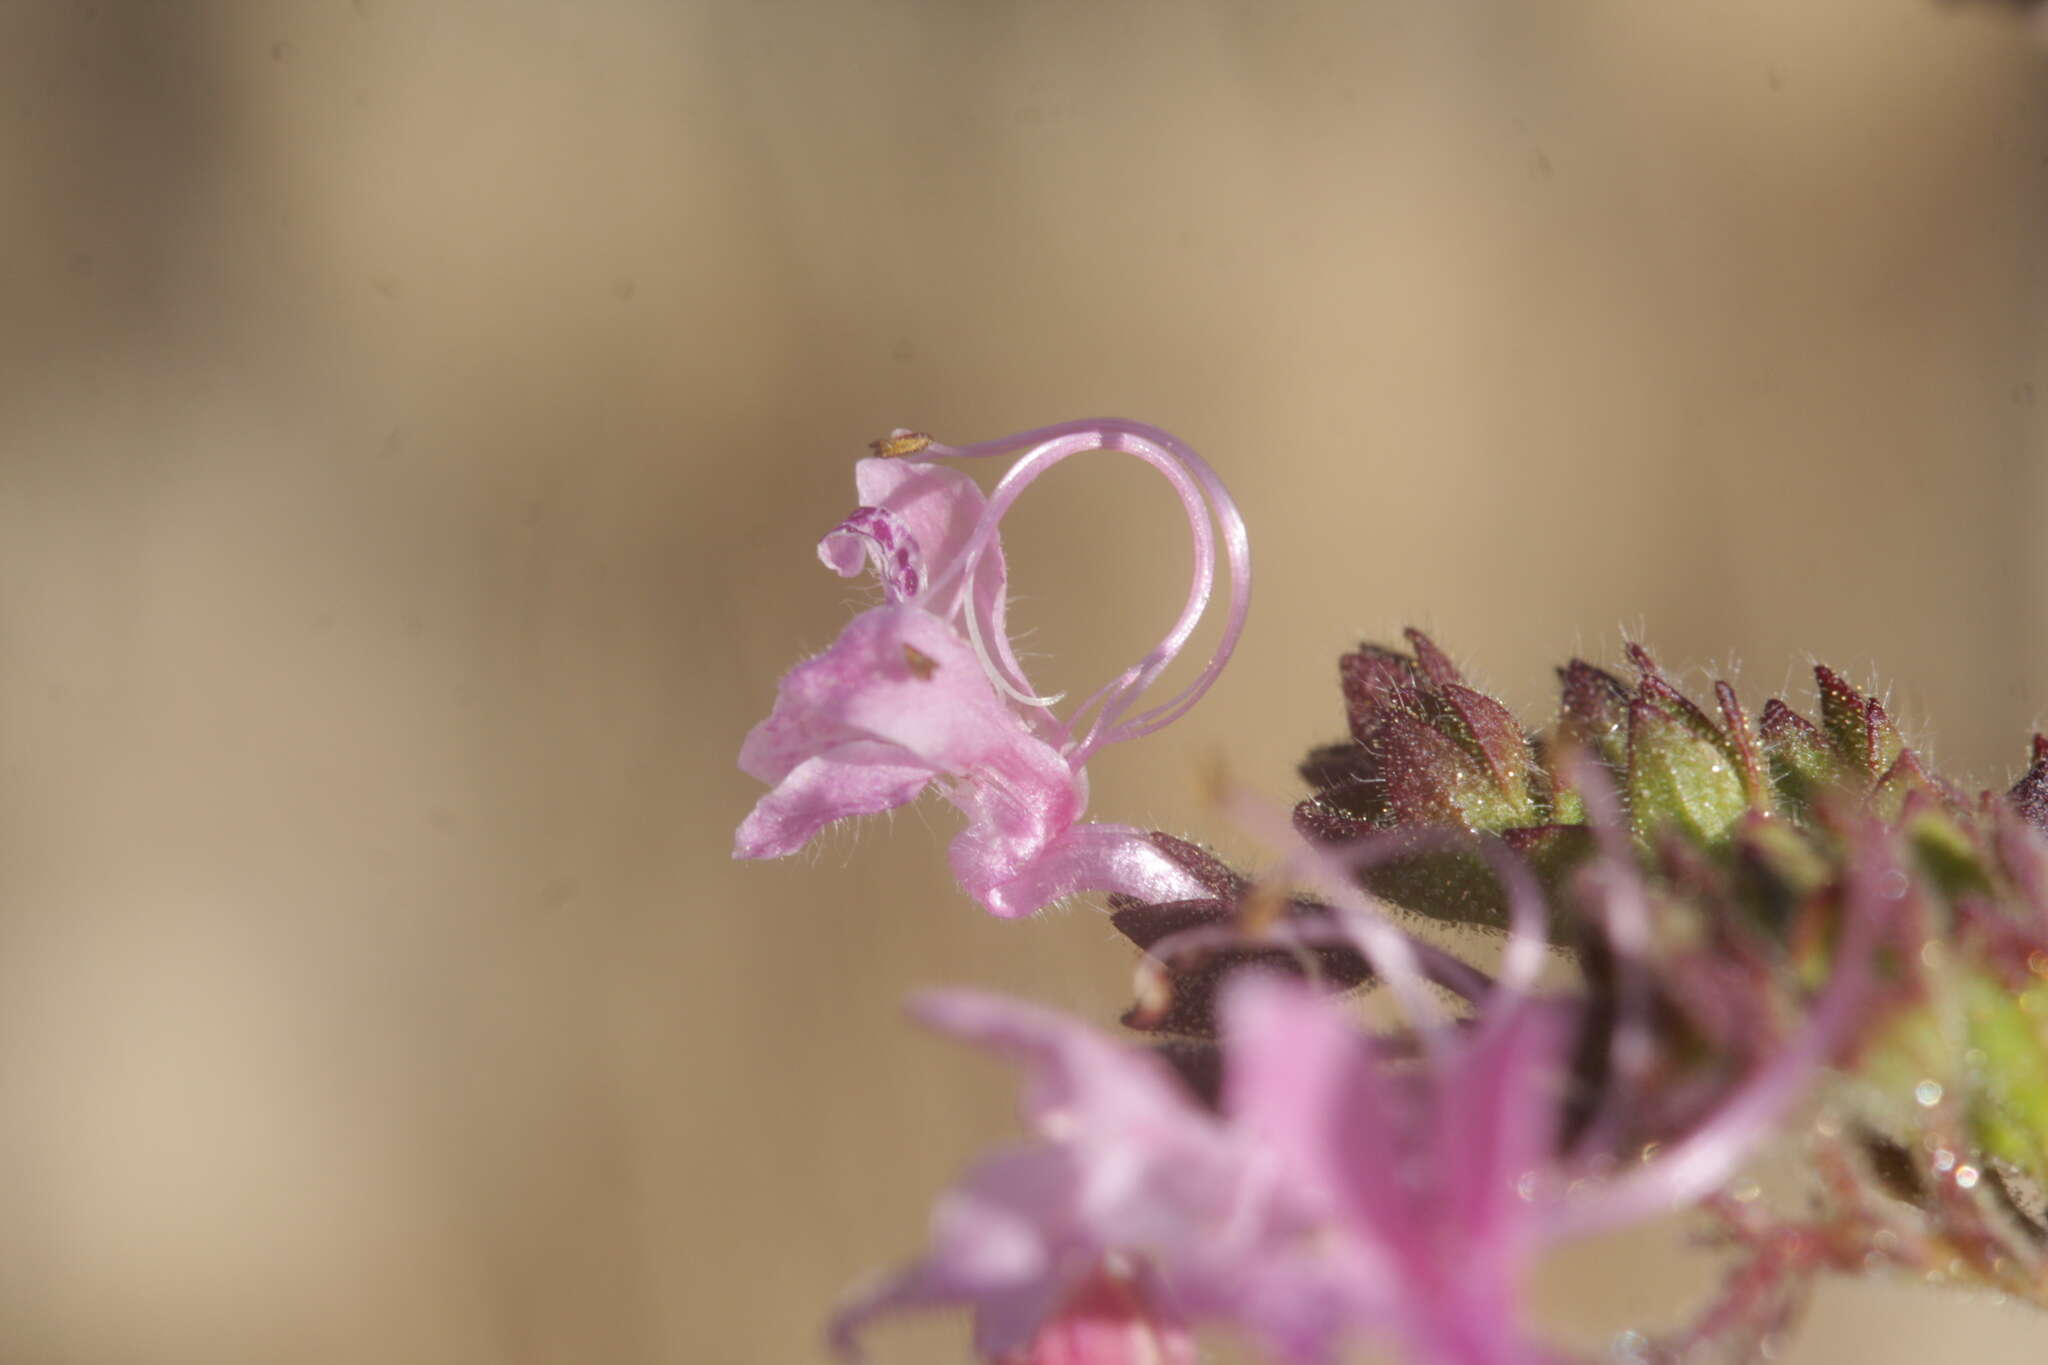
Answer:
[3, 1, 2048, 1361]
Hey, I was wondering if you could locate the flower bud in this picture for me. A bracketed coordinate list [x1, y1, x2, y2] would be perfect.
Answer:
[1626, 696, 1749, 847]
[1557, 659, 1632, 770]
[1323, 632, 1538, 834]
[1814, 664, 1904, 778]
[1759, 697, 1845, 814]
[2006, 734, 2048, 834]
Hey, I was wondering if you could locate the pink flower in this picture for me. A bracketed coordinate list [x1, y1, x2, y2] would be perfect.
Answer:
[735, 420, 1251, 918]
[831, 977, 1565, 1365]
[834, 812, 1894, 1364]
[827, 987, 1344, 1365]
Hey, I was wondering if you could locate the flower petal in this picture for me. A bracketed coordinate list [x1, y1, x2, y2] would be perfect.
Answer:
[732, 741, 937, 859]
[1221, 977, 1571, 1365]
[971, 824, 1210, 921]
[830, 1145, 1085, 1363]
[911, 990, 1199, 1134]
[1430, 1001, 1569, 1265]
[850, 458, 1005, 615]
[1221, 977, 1415, 1254]
[818, 504, 926, 602]
[737, 606, 1056, 786]
[737, 606, 1089, 910]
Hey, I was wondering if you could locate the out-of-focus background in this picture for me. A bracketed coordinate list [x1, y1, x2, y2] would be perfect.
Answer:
[3, 1, 2048, 1361]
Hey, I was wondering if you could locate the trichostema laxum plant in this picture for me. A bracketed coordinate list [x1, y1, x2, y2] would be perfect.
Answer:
[736, 419, 2048, 1365]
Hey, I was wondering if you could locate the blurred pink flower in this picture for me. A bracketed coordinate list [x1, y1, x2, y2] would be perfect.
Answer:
[827, 986, 1345, 1364]
[830, 977, 1570, 1365]
[832, 805, 1895, 1364]
[734, 421, 1251, 918]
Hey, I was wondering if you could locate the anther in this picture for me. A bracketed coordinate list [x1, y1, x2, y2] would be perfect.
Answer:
[869, 429, 933, 459]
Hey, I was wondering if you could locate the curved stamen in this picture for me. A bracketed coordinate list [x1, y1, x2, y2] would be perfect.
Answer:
[913, 420, 1251, 766]
[962, 581, 1067, 709]
[942, 427, 1212, 735]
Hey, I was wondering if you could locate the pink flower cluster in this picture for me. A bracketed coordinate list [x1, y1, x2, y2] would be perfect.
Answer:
[735, 421, 1887, 1365]
[825, 814, 1890, 1365]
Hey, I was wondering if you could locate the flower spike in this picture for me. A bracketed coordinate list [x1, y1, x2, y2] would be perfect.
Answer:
[813, 613, 2048, 1363]
[735, 420, 1250, 918]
